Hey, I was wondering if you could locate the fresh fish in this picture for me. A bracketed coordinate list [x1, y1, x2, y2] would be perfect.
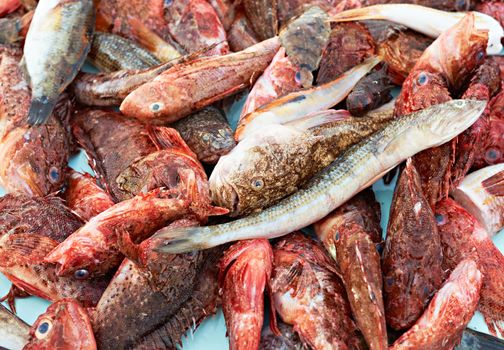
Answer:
[22, 0, 95, 125]
[212, 105, 394, 217]
[227, 10, 260, 52]
[331, 4, 504, 54]
[317, 22, 375, 85]
[88, 32, 160, 72]
[390, 259, 483, 350]
[279, 6, 331, 87]
[164, 0, 229, 55]
[435, 198, 504, 337]
[276, 0, 355, 25]
[153, 99, 485, 253]
[120, 37, 280, 124]
[242, 0, 277, 41]
[346, 64, 394, 116]
[64, 170, 115, 221]
[0, 0, 20, 16]
[92, 225, 221, 349]
[270, 233, 362, 350]
[0, 303, 29, 350]
[382, 159, 444, 330]
[0, 47, 71, 196]
[457, 328, 504, 350]
[314, 189, 386, 350]
[0, 10, 32, 45]
[24, 299, 96, 350]
[240, 47, 302, 120]
[235, 56, 380, 142]
[259, 321, 306, 350]
[219, 239, 274, 350]
[172, 107, 236, 164]
[451, 163, 504, 236]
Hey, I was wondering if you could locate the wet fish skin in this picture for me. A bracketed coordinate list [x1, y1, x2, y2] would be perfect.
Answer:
[361, 0, 472, 11]
[88, 32, 160, 72]
[153, 99, 486, 253]
[259, 321, 306, 350]
[23, 0, 95, 125]
[457, 328, 504, 350]
[0, 0, 20, 16]
[227, 10, 260, 52]
[172, 107, 236, 164]
[243, 0, 277, 41]
[0, 303, 29, 350]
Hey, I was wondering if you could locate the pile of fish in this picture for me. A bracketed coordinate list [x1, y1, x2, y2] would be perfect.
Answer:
[0, 0, 503, 349]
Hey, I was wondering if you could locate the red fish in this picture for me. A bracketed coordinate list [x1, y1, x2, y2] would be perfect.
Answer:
[227, 10, 260, 52]
[24, 299, 96, 350]
[271, 232, 361, 350]
[390, 259, 483, 350]
[382, 159, 444, 330]
[0, 0, 20, 17]
[476, 1, 504, 29]
[436, 198, 504, 337]
[219, 239, 275, 350]
[64, 170, 115, 221]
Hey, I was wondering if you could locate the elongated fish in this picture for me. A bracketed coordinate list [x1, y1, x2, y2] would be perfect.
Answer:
[331, 4, 504, 54]
[152, 99, 486, 253]
[0, 303, 29, 350]
[23, 0, 95, 125]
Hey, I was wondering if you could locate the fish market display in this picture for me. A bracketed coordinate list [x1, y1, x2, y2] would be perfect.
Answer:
[23, 0, 94, 125]
[0, 303, 29, 350]
[154, 100, 485, 253]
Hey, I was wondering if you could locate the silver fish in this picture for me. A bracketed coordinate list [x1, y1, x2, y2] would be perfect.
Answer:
[0, 303, 29, 350]
[152, 99, 486, 253]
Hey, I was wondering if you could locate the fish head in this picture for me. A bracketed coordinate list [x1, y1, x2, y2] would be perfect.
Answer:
[24, 299, 96, 350]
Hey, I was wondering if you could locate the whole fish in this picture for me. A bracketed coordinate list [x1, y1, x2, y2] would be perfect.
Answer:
[92, 226, 221, 350]
[331, 4, 504, 54]
[239, 47, 302, 120]
[271, 233, 362, 350]
[153, 100, 485, 253]
[382, 159, 444, 330]
[0, 10, 32, 45]
[227, 10, 260, 52]
[435, 198, 504, 337]
[0, 0, 20, 16]
[314, 189, 386, 350]
[64, 170, 115, 221]
[88, 32, 160, 72]
[172, 107, 236, 164]
[120, 37, 280, 124]
[235, 56, 380, 142]
[219, 239, 274, 350]
[24, 299, 96, 350]
[0, 303, 29, 350]
[164, 0, 229, 55]
[259, 321, 306, 350]
[317, 22, 375, 85]
[22, 0, 95, 125]
[390, 259, 483, 350]
[452, 163, 504, 236]
[0, 47, 71, 196]
[346, 64, 393, 116]
[212, 105, 394, 217]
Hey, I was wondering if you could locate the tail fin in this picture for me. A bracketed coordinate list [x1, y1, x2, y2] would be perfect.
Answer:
[152, 225, 214, 253]
[27, 97, 56, 126]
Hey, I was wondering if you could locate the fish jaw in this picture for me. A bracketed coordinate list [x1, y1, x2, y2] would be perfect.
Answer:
[24, 299, 96, 350]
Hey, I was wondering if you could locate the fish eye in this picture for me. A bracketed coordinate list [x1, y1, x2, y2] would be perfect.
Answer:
[48, 167, 60, 183]
[35, 320, 52, 339]
[334, 231, 340, 241]
[250, 178, 264, 190]
[150, 102, 164, 112]
[476, 50, 485, 61]
[485, 148, 500, 162]
[74, 269, 89, 280]
[435, 214, 446, 225]
[164, 0, 173, 6]
[416, 72, 428, 86]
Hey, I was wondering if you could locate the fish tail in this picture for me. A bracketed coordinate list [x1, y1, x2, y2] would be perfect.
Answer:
[330, 6, 385, 22]
[152, 226, 215, 254]
[27, 97, 56, 126]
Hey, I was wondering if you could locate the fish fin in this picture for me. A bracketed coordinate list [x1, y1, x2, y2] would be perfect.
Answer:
[149, 126, 198, 159]
[482, 170, 504, 197]
[285, 109, 351, 130]
[0, 233, 58, 267]
[115, 229, 142, 266]
[330, 6, 385, 22]
[267, 281, 281, 336]
[218, 240, 265, 285]
[27, 97, 57, 126]
[152, 226, 215, 254]
[0, 285, 29, 313]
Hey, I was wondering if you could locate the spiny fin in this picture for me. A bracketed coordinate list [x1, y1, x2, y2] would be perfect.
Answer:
[27, 97, 57, 126]
[149, 126, 197, 159]
[0, 233, 58, 267]
[482, 170, 504, 197]
[285, 109, 351, 130]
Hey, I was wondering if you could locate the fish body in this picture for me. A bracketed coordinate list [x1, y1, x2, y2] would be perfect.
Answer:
[314, 189, 386, 350]
[243, 0, 277, 41]
[88, 32, 160, 72]
[219, 239, 274, 350]
[23, 0, 95, 125]
[0, 10, 32, 45]
[227, 10, 260, 52]
[390, 259, 483, 350]
[361, 0, 472, 11]
[64, 170, 115, 221]
[474, 90, 504, 168]
[24, 299, 96, 350]
[271, 233, 361, 350]
[153, 99, 486, 253]
[235, 56, 380, 141]
[259, 321, 306, 350]
[451, 163, 504, 236]
[436, 198, 504, 336]
[172, 107, 235, 164]
[120, 37, 280, 124]
[0, 47, 70, 196]
[208, 0, 236, 30]
[0, 303, 29, 350]
[476, 2, 504, 29]
[0, 0, 20, 16]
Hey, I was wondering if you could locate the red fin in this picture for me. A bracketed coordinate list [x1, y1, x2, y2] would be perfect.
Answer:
[116, 229, 142, 266]
[0, 285, 29, 313]
[482, 170, 504, 197]
[149, 126, 198, 159]
[0, 234, 58, 268]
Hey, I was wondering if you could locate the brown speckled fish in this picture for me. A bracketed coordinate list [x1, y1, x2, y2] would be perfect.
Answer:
[242, 0, 277, 41]
[382, 159, 444, 330]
